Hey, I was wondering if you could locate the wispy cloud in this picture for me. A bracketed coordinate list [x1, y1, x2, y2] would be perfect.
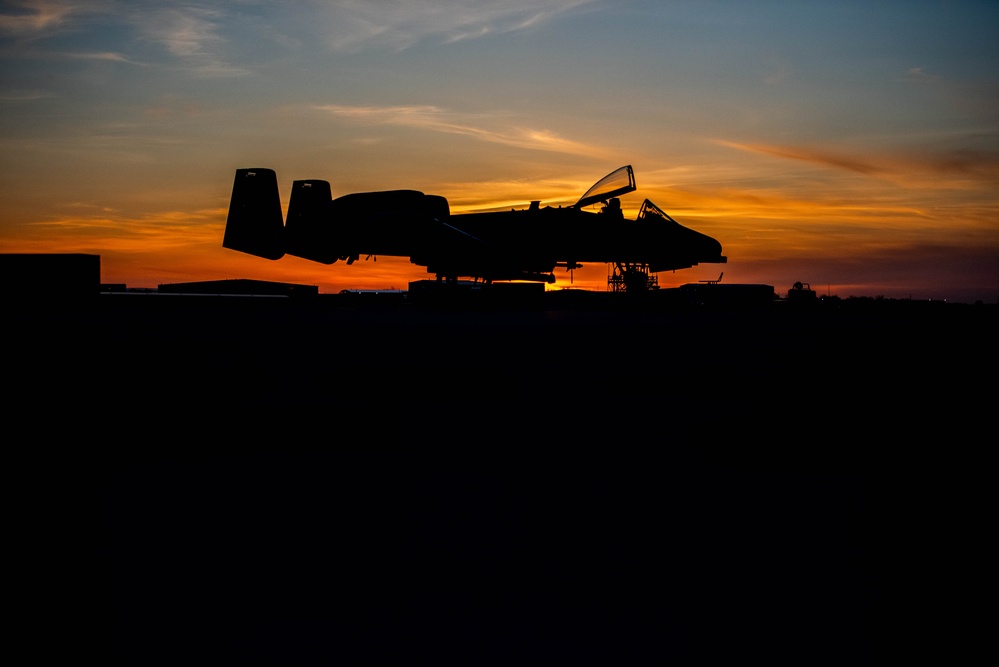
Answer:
[0, 2, 246, 75]
[141, 7, 221, 58]
[313, 103, 607, 156]
[312, 0, 597, 52]
[132, 5, 248, 77]
[19, 205, 224, 248]
[717, 140, 882, 175]
[903, 67, 941, 84]
[1, 2, 596, 73]
[65, 50, 138, 63]
[0, 0, 81, 35]
[717, 140, 999, 188]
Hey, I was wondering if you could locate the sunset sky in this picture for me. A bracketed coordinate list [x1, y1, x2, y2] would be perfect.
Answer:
[1, 0, 997, 302]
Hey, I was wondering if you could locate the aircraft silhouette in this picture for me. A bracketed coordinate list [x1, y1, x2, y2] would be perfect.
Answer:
[223, 165, 726, 286]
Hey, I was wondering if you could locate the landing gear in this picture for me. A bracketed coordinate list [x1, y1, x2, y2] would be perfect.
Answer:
[608, 262, 659, 293]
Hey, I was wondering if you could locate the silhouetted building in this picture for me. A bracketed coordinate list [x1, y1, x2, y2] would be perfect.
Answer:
[0, 253, 101, 300]
[157, 278, 318, 297]
[786, 281, 817, 303]
[408, 279, 545, 309]
[676, 282, 776, 308]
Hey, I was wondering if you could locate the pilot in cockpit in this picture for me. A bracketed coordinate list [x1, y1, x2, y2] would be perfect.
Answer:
[602, 197, 623, 219]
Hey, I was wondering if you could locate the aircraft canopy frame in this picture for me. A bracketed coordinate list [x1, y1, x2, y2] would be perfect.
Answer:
[573, 165, 636, 209]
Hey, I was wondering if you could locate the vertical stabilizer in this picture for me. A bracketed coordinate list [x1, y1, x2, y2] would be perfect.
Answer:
[223, 168, 285, 260]
[285, 179, 338, 264]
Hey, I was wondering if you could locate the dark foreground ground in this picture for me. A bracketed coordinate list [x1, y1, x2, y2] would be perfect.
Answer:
[8, 292, 996, 663]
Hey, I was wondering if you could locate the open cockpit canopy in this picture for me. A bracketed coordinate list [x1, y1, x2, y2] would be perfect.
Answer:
[573, 165, 636, 209]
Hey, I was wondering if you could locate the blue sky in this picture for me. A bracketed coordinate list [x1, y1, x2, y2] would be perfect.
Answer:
[1, 0, 997, 301]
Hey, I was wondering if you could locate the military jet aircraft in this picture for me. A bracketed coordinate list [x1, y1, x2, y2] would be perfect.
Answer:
[222, 164, 726, 288]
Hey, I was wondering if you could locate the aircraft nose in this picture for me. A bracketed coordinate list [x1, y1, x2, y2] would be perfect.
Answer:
[702, 234, 726, 261]
[687, 226, 726, 262]
[645, 223, 726, 273]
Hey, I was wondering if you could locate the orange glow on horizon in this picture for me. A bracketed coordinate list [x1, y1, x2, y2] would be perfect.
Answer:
[2, 175, 995, 302]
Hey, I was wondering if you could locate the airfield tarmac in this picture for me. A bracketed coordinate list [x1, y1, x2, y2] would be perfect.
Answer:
[11, 291, 995, 662]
